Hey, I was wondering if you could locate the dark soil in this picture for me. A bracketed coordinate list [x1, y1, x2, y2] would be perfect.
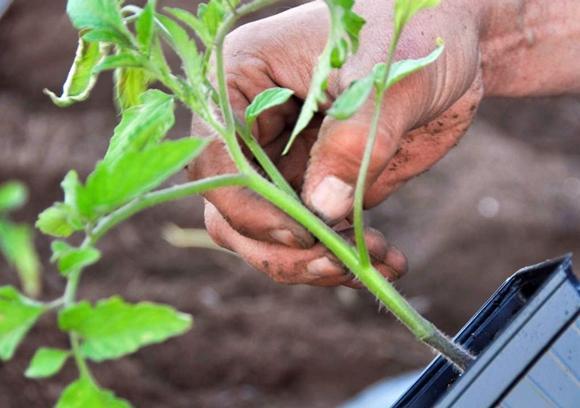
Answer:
[1, 1, 579, 407]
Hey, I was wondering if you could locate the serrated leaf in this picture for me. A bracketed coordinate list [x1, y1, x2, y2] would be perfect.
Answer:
[59, 297, 192, 361]
[104, 90, 175, 164]
[94, 53, 145, 73]
[327, 74, 374, 120]
[67, 0, 133, 48]
[394, 0, 440, 39]
[0, 286, 44, 361]
[245, 88, 294, 126]
[77, 138, 208, 219]
[50, 241, 101, 277]
[114, 67, 150, 111]
[136, 0, 157, 54]
[56, 378, 131, 408]
[197, 0, 226, 40]
[0, 221, 41, 297]
[36, 204, 77, 238]
[44, 37, 107, 108]
[284, 0, 365, 154]
[386, 40, 444, 88]
[165, 7, 211, 46]
[25, 347, 70, 379]
[0, 181, 27, 212]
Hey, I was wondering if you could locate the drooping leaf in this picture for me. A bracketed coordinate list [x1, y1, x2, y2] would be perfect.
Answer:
[25, 347, 70, 379]
[386, 39, 444, 88]
[77, 138, 208, 219]
[50, 241, 101, 277]
[103, 90, 175, 164]
[58, 297, 192, 362]
[93, 53, 145, 73]
[0, 181, 27, 212]
[0, 286, 44, 361]
[0, 221, 41, 297]
[136, 0, 157, 54]
[393, 0, 440, 39]
[66, 0, 133, 48]
[284, 0, 365, 153]
[114, 67, 151, 111]
[56, 378, 131, 408]
[43, 37, 107, 108]
[327, 74, 374, 120]
[245, 88, 294, 126]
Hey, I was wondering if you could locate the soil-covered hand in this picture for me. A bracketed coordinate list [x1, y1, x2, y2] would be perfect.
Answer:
[189, 0, 580, 286]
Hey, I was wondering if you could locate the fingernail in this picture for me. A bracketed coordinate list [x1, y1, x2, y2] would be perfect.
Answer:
[310, 176, 354, 222]
[270, 229, 306, 248]
[307, 256, 343, 278]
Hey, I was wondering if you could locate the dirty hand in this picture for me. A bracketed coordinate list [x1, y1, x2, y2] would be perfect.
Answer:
[189, 0, 580, 286]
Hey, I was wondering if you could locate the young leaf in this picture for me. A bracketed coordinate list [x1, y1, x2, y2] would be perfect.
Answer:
[36, 204, 77, 238]
[284, 0, 365, 154]
[43, 37, 106, 108]
[114, 67, 150, 111]
[136, 0, 157, 54]
[245, 88, 294, 127]
[0, 221, 41, 297]
[77, 138, 208, 219]
[327, 74, 374, 120]
[165, 7, 211, 47]
[394, 0, 440, 39]
[0, 286, 44, 361]
[56, 378, 130, 408]
[0, 181, 27, 212]
[104, 90, 175, 164]
[93, 53, 145, 73]
[66, 0, 133, 48]
[25, 347, 70, 379]
[386, 39, 444, 88]
[58, 297, 192, 362]
[50, 241, 101, 277]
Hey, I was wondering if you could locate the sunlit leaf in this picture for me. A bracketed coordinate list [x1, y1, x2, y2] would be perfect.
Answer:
[25, 347, 70, 379]
[0, 286, 44, 361]
[36, 204, 77, 238]
[56, 378, 131, 408]
[50, 241, 101, 277]
[93, 53, 145, 73]
[0, 181, 27, 212]
[0, 221, 41, 297]
[114, 67, 150, 111]
[245, 88, 294, 126]
[59, 297, 192, 361]
[394, 0, 440, 39]
[136, 0, 157, 54]
[386, 39, 444, 88]
[327, 74, 374, 120]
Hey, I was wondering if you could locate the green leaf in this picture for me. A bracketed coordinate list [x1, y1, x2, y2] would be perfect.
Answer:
[284, 0, 365, 154]
[394, 0, 440, 39]
[245, 88, 294, 126]
[77, 138, 208, 219]
[59, 297, 192, 362]
[327, 74, 374, 120]
[196, 0, 226, 40]
[0, 286, 44, 361]
[136, 0, 157, 54]
[104, 90, 175, 164]
[66, 0, 133, 48]
[386, 39, 444, 88]
[36, 204, 76, 238]
[114, 67, 150, 111]
[0, 181, 27, 212]
[0, 221, 41, 297]
[25, 347, 70, 379]
[43, 37, 106, 107]
[165, 7, 211, 47]
[93, 53, 145, 73]
[56, 378, 130, 408]
[50, 241, 101, 277]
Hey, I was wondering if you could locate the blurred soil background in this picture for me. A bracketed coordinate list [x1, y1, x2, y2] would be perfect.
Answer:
[0, 1, 579, 407]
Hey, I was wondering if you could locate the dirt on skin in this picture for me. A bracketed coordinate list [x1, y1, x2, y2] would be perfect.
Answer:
[1, 1, 579, 407]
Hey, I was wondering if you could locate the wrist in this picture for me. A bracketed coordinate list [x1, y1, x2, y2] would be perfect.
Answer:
[478, 0, 580, 97]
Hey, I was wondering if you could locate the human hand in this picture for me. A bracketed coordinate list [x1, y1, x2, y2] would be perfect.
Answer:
[189, 0, 487, 286]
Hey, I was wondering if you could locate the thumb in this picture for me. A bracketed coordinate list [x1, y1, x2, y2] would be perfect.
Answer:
[301, 101, 411, 224]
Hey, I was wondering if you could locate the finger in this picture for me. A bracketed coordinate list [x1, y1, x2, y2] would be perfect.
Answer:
[300, 97, 414, 225]
[204, 202, 407, 287]
[364, 75, 484, 207]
